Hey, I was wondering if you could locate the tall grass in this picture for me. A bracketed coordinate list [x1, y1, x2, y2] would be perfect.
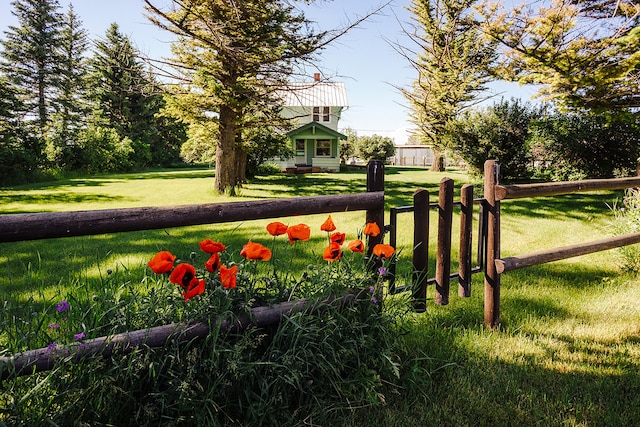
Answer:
[1, 167, 639, 425]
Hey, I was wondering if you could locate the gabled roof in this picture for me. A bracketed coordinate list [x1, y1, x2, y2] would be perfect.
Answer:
[280, 82, 348, 107]
[286, 121, 347, 140]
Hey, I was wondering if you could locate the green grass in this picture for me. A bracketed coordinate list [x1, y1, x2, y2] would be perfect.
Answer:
[1, 166, 639, 425]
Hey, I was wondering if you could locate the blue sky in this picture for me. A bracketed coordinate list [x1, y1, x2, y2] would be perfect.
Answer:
[0, 0, 537, 144]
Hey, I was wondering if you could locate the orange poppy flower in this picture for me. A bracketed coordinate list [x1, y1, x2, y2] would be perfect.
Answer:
[266, 221, 288, 236]
[363, 222, 381, 237]
[148, 251, 176, 274]
[330, 232, 346, 245]
[287, 224, 311, 244]
[199, 239, 226, 254]
[320, 215, 336, 232]
[182, 279, 206, 302]
[347, 239, 365, 253]
[240, 241, 272, 261]
[323, 242, 343, 262]
[204, 252, 221, 273]
[169, 263, 197, 289]
[373, 243, 395, 259]
[220, 264, 238, 289]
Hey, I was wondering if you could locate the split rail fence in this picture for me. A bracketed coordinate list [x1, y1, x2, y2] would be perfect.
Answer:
[4, 158, 640, 379]
[0, 161, 386, 380]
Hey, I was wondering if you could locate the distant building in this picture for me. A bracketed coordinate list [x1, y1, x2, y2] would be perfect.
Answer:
[273, 74, 348, 173]
[392, 145, 434, 167]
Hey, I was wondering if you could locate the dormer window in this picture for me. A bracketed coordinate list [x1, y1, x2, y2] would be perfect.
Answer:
[313, 106, 330, 122]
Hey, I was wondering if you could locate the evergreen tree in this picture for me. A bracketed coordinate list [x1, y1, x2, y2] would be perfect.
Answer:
[87, 23, 159, 168]
[47, 3, 90, 168]
[143, 0, 338, 193]
[479, 0, 640, 111]
[401, 0, 497, 171]
[0, 0, 63, 147]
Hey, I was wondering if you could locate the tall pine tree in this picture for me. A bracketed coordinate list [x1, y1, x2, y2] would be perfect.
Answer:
[0, 0, 63, 146]
[143, 0, 334, 193]
[401, 0, 496, 170]
[47, 3, 90, 168]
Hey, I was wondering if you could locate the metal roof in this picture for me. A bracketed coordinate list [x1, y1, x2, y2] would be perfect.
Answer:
[280, 82, 348, 107]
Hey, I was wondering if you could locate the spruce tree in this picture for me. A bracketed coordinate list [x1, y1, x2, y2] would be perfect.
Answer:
[47, 3, 90, 168]
[0, 0, 63, 146]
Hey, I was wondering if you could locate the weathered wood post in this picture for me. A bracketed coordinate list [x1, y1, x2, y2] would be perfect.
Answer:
[458, 184, 474, 297]
[366, 160, 385, 258]
[412, 189, 429, 312]
[435, 177, 454, 305]
[483, 160, 500, 328]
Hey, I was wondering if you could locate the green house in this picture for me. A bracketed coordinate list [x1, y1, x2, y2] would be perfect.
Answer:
[274, 74, 348, 172]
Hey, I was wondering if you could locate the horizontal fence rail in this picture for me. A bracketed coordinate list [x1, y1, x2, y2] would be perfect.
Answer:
[485, 159, 640, 328]
[0, 192, 384, 243]
[495, 176, 640, 201]
[496, 232, 640, 273]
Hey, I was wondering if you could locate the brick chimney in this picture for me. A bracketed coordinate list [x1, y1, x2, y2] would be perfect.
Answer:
[313, 73, 321, 82]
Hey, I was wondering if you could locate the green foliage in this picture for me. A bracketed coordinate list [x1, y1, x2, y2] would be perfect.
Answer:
[70, 125, 135, 173]
[357, 134, 396, 163]
[530, 112, 640, 180]
[609, 188, 640, 272]
[245, 128, 292, 178]
[445, 98, 540, 181]
[402, 0, 497, 147]
[1, 233, 406, 425]
[479, 0, 640, 110]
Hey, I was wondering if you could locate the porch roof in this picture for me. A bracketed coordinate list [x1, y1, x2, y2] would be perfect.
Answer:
[286, 121, 347, 140]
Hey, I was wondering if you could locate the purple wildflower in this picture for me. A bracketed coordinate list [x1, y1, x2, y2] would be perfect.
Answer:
[47, 323, 59, 329]
[46, 342, 58, 352]
[371, 296, 378, 304]
[378, 267, 387, 276]
[369, 285, 375, 293]
[56, 300, 70, 312]
[74, 332, 85, 340]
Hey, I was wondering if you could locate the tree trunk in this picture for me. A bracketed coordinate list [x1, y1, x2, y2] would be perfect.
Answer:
[431, 149, 445, 172]
[215, 105, 244, 194]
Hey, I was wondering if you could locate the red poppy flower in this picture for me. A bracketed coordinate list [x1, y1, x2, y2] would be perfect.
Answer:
[148, 251, 176, 274]
[320, 215, 336, 232]
[204, 252, 221, 273]
[266, 222, 288, 236]
[373, 243, 395, 259]
[347, 239, 365, 253]
[240, 241, 272, 261]
[169, 263, 197, 289]
[183, 279, 206, 302]
[287, 224, 311, 244]
[199, 239, 226, 254]
[323, 242, 343, 262]
[220, 264, 238, 289]
[330, 232, 346, 245]
[363, 222, 381, 237]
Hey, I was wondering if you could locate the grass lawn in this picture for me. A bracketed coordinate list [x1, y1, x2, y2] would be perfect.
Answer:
[1, 166, 639, 426]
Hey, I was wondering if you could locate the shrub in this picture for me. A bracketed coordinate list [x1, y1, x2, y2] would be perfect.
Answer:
[445, 98, 541, 182]
[609, 188, 640, 272]
[357, 134, 395, 163]
[529, 112, 640, 180]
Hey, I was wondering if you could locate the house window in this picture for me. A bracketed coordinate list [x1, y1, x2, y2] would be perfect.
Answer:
[316, 140, 331, 157]
[295, 139, 305, 156]
[312, 106, 330, 122]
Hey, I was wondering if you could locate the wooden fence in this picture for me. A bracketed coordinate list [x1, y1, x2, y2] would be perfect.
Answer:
[483, 159, 640, 328]
[0, 161, 386, 379]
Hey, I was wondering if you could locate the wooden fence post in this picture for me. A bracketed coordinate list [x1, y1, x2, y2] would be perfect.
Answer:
[458, 184, 474, 297]
[435, 177, 454, 305]
[412, 189, 429, 312]
[483, 160, 500, 328]
[366, 160, 385, 256]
